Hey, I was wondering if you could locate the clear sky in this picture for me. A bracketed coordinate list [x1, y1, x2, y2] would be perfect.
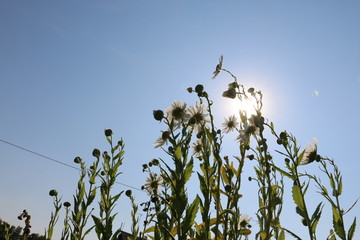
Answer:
[1, 1, 359, 239]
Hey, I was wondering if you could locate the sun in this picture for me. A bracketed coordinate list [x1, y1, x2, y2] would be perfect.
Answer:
[230, 96, 258, 116]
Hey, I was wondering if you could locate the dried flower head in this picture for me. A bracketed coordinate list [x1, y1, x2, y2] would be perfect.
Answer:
[212, 55, 223, 79]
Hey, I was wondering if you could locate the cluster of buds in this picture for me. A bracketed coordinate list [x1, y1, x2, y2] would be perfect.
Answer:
[17, 209, 31, 237]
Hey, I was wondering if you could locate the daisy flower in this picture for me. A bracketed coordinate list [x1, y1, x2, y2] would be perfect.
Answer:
[165, 101, 189, 128]
[239, 214, 252, 229]
[153, 131, 170, 148]
[301, 137, 318, 165]
[237, 120, 257, 144]
[187, 103, 210, 133]
[144, 172, 163, 195]
[222, 115, 239, 133]
[192, 139, 203, 157]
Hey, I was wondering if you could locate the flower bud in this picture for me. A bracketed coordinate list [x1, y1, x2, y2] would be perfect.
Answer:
[64, 202, 71, 207]
[162, 131, 170, 140]
[49, 189, 58, 197]
[301, 218, 308, 226]
[279, 131, 287, 139]
[248, 87, 255, 93]
[188, 117, 196, 125]
[153, 110, 164, 121]
[277, 139, 282, 145]
[248, 154, 254, 160]
[224, 184, 232, 192]
[152, 159, 159, 165]
[195, 84, 204, 93]
[92, 148, 101, 158]
[74, 157, 82, 164]
[285, 158, 290, 164]
[125, 190, 132, 197]
[186, 87, 193, 93]
[104, 129, 113, 137]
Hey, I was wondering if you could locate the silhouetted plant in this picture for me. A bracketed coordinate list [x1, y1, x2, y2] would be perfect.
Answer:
[36, 56, 358, 240]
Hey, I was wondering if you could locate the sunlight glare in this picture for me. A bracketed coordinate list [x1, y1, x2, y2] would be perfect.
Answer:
[230, 96, 258, 116]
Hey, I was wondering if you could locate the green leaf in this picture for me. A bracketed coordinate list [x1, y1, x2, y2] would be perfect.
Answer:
[338, 176, 343, 196]
[92, 215, 104, 234]
[344, 197, 360, 215]
[292, 184, 305, 212]
[183, 158, 194, 184]
[221, 166, 230, 185]
[282, 228, 302, 240]
[332, 207, 346, 239]
[175, 146, 182, 160]
[271, 165, 294, 180]
[296, 206, 307, 218]
[328, 229, 337, 240]
[278, 229, 285, 240]
[181, 195, 200, 235]
[239, 229, 251, 235]
[310, 202, 323, 233]
[348, 217, 356, 240]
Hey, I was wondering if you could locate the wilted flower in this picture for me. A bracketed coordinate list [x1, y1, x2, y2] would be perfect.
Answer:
[192, 139, 203, 157]
[187, 102, 209, 133]
[212, 55, 223, 79]
[301, 137, 318, 165]
[222, 88, 237, 99]
[165, 101, 189, 127]
[239, 214, 252, 229]
[222, 115, 239, 133]
[153, 131, 170, 148]
[144, 173, 163, 195]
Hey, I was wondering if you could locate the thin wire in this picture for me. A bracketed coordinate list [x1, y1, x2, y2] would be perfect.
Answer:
[0, 138, 144, 192]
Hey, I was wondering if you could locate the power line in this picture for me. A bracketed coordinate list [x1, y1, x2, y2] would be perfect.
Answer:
[0, 138, 144, 192]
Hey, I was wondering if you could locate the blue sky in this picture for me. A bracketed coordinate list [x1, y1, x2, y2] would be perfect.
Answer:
[1, 1, 359, 239]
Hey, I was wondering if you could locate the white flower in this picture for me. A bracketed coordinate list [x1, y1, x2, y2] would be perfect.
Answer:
[301, 137, 318, 165]
[144, 173, 163, 195]
[153, 131, 170, 148]
[192, 139, 203, 157]
[222, 115, 239, 133]
[188, 102, 210, 133]
[165, 101, 189, 127]
[236, 119, 258, 144]
[239, 214, 252, 229]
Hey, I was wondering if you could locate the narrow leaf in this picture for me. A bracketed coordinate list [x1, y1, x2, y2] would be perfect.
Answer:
[348, 217, 356, 240]
[292, 184, 305, 212]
